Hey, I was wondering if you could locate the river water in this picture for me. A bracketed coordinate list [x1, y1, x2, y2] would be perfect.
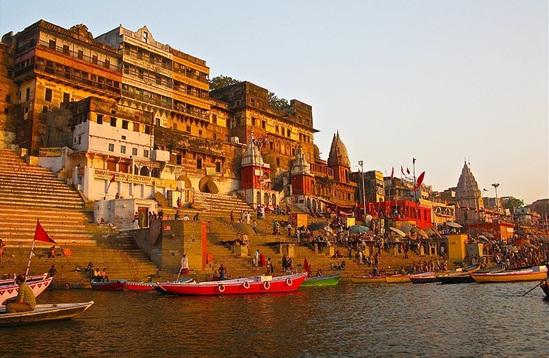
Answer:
[1, 281, 547, 358]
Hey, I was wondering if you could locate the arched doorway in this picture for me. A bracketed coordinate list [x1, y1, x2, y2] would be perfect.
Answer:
[198, 176, 219, 193]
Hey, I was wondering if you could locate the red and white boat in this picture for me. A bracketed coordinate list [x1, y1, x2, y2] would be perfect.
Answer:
[156, 272, 307, 295]
[90, 279, 127, 291]
[126, 278, 193, 292]
[0, 276, 53, 304]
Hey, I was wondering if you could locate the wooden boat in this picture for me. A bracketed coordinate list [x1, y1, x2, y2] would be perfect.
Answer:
[540, 280, 549, 297]
[301, 274, 340, 287]
[155, 272, 307, 295]
[436, 264, 483, 284]
[385, 274, 411, 283]
[471, 265, 548, 283]
[126, 278, 194, 292]
[0, 277, 53, 305]
[0, 273, 48, 286]
[0, 301, 94, 327]
[409, 272, 439, 284]
[90, 279, 127, 291]
[351, 275, 387, 283]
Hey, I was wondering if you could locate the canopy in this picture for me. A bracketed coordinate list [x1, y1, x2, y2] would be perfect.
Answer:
[349, 225, 370, 233]
[233, 223, 254, 235]
[389, 227, 406, 237]
[308, 222, 329, 231]
[445, 221, 462, 229]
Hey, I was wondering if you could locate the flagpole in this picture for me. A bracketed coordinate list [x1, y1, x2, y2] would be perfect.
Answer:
[412, 158, 417, 202]
[25, 238, 35, 277]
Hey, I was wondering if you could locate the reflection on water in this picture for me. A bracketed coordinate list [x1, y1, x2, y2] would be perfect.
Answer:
[1, 282, 547, 357]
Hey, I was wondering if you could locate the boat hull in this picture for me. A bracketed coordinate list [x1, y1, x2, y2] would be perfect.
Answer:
[437, 274, 475, 284]
[90, 279, 127, 291]
[0, 301, 94, 327]
[386, 274, 411, 283]
[471, 266, 548, 283]
[127, 278, 193, 292]
[409, 272, 439, 283]
[301, 274, 340, 287]
[156, 273, 307, 295]
[0, 277, 53, 305]
[351, 276, 387, 283]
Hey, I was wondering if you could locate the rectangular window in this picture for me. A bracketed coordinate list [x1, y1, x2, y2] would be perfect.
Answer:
[132, 148, 138, 156]
[97, 114, 103, 124]
[45, 88, 52, 102]
[110, 117, 116, 127]
[63, 93, 70, 103]
[176, 154, 182, 165]
[133, 122, 139, 132]
[92, 55, 98, 65]
[122, 120, 129, 129]
[108, 143, 114, 152]
[120, 145, 126, 154]
[144, 149, 149, 158]
[186, 125, 191, 132]
[216, 162, 221, 172]
[212, 114, 217, 124]
[63, 45, 69, 55]
[78, 50, 83, 59]
[49, 40, 56, 50]
[196, 157, 202, 169]
[145, 125, 151, 134]
[262, 121, 266, 129]
[104, 59, 110, 68]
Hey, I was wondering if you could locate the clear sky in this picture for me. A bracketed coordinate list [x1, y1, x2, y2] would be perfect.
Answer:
[1, 0, 547, 204]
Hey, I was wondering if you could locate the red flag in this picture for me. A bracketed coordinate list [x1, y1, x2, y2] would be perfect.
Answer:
[34, 220, 55, 243]
[390, 167, 394, 180]
[110, 175, 116, 183]
[413, 171, 425, 191]
[303, 258, 312, 276]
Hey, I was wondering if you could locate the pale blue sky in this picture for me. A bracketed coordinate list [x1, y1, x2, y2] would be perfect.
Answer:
[1, 0, 547, 204]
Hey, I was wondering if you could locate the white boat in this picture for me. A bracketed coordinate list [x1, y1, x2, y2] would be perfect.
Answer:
[0, 277, 53, 305]
[0, 301, 94, 327]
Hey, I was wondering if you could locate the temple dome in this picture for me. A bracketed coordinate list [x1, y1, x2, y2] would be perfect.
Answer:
[327, 131, 350, 168]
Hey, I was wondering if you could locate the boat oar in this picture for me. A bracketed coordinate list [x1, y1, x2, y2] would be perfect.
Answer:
[522, 280, 544, 296]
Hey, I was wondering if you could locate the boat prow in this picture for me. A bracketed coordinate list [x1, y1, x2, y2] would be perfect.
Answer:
[0, 301, 94, 327]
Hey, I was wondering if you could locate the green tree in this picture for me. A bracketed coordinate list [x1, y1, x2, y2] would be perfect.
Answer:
[503, 197, 524, 214]
[267, 92, 290, 111]
[209, 75, 241, 90]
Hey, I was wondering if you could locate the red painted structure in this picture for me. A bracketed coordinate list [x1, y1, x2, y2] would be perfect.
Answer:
[367, 200, 432, 229]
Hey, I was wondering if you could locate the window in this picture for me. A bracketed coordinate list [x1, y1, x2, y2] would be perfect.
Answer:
[196, 157, 202, 169]
[108, 143, 114, 152]
[122, 120, 129, 129]
[97, 114, 103, 124]
[176, 154, 182, 165]
[45, 88, 52, 102]
[49, 40, 56, 50]
[138, 69, 144, 79]
[121, 135, 126, 140]
[145, 125, 151, 134]
[144, 149, 149, 158]
[132, 148, 138, 156]
[110, 117, 116, 127]
[133, 122, 139, 132]
[121, 145, 126, 154]
[92, 55, 97, 65]
[104, 59, 110, 68]
[63, 45, 69, 55]
[262, 121, 266, 129]
[78, 135, 82, 145]
[63, 93, 70, 103]
[78, 50, 83, 59]
[186, 125, 191, 132]
[212, 114, 217, 124]
[198, 130, 202, 137]
[155, 118, 160, 126]
[216, 162, 221, 173]
[143, 32, 148, 43]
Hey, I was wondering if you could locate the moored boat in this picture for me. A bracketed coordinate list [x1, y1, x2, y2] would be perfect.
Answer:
[385, 274, 411, 283]
[409, 272, 439, 284]
[0, 301, 94, 327]
[155, 272, 307, 295]
[301, 274, 340, 287]
[436, 264, 483, 284]
[0, 277, 53, 305]
[90, 279, 127, 291]
[471, 265, 548, 283]
[127, 277, 194, 292]
[351, 275, 386, 283]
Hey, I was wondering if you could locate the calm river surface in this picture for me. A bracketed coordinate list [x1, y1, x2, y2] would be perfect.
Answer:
[1, 281, 548, 358]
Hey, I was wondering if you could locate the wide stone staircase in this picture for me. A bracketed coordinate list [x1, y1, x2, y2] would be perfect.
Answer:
[0, 148, 159, 287]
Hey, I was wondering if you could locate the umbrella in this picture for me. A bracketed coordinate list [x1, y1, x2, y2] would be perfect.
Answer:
[412, 227, 428, 239]
[232, 223, 255, 235]
[349, 225, 370, 233]
[445, 221, 462, 229]
[400, 224, 414, 233]
[308, 222, 329, 231]
[389, 227, 406, 237]
[425, 227, 441, 238]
